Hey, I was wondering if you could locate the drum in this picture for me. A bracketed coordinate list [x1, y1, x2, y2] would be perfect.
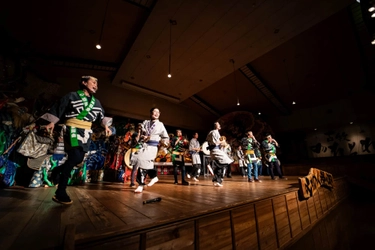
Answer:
[124, 149, 133, 169]
[202, 141, 210, 155]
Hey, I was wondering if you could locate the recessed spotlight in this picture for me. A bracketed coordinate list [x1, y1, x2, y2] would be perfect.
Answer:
[167, 74, 172, 78]
[350, 121, 354, 124]
[96, 44, 101, 49]
[314, 128, 317, 131]
[292, 101, 296, 105]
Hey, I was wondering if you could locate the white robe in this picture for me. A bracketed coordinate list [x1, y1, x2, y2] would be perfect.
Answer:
[133, 120, 169, 170]
[189, 138, 201, 165]
[206, 129, 233, 165]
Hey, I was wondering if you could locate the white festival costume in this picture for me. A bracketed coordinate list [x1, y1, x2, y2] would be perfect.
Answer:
[206, 129, 233, 165]
[132, 120, 169, 170]
[189, 138, 201, 165]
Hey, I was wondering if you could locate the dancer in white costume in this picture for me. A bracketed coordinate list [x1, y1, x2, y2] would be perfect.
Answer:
[206, 122, 233, 187]
[133, 108, 169, 193]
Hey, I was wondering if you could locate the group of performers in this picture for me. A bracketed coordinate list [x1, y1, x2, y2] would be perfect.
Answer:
[41, 75, 286, 204]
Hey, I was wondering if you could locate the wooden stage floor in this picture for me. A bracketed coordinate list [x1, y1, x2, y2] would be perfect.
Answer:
[0, 175, 302, 249]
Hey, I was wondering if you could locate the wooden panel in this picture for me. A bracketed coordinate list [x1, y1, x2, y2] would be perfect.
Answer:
[297, 199, 311, 230]
[307, 197, 317, 224]
[231, 204, 258, 250]
[255, 200, 277, 250]
[272, 196, 291, 247]
[145, 221, 195, 250]
[313, 194, 323, 219]
[198, 212, 233, 250]
[80, 234, 140, 250]
[286, 192, 302, 238]
[318, 189, 328, 214]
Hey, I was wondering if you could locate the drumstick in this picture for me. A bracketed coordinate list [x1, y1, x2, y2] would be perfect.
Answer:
[143, 197, 162, 204]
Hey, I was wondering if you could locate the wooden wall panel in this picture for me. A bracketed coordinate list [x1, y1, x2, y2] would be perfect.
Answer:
[307, 197, 317, 224]
[231, 204, 258, 250]
[318, 189, 328, 214]
[198, 212, 233, 250]
[88, 235, 140, 250]
[313, 195, 323, 219]
[285, 193, 302, 238]
[272, 196, 291, 248]
[297, 199, 311, 230]
[255, 200, 277, 250]
[145, 222, 195, 250]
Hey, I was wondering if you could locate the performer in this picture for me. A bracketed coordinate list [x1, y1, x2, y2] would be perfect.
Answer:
[235, 145, 247, 177]
[220, 136, 233, 178]
[133, 108, 169, 193]
[261, 134, 287, 180]
[188, 132, 201, 181]
[42, 75, 112, 205]
[129, 123, 143, 188]
[206, 122, 233, 187]
[172, 129, 189, 185]
[241, 131, 262, 182]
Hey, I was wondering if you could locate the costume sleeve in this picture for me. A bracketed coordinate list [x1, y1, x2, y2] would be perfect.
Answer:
[95, 99, 112, 127]
[189, 140, 194, 151]
[40, 92, 72, 124]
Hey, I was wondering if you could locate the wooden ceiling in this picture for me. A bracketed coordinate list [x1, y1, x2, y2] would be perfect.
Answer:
[1, 0, 374, 132]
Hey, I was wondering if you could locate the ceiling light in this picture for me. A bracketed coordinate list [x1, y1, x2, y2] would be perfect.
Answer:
[230, 59, 240, 107]
[292, 101, 296, 105]
[168, 20, 177, 78]
[96, 0, 110, 49]
[369, 7, 375, 12]
[350, 121, 354, 124]
[372, 13, 375, 18]
[372, 39, 375, 45]
[258, 112, 261, 115]
[314, 128, 317, 131]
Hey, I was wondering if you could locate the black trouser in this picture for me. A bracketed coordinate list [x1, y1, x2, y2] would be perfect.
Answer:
[191, 164, 201, 177]
[240, 167, 246, 176]
[173, 160, 186, 183]
[130, 165, 138, 185]
[55, 147, 85, 197]
[212, 161, 225, 184]
[269, 160, 283, 179]
[136, 168, 157, 186]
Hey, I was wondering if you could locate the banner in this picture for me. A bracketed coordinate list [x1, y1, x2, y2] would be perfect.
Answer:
[298, 168, 334, 199]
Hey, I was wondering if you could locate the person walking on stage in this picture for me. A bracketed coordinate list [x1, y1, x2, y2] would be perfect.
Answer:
[206, 122, 234, 187]
[42, 75, 113, 205]
[241, 131, 262, 183]
[261, 134, 287, 180]
[188, 132, 202, 182]
[172, 129, 190, 185]
[132, 108, 169, 193]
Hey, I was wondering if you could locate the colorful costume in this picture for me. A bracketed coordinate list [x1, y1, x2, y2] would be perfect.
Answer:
[241, 136, 261, 182]
[41, 90, 112, 203]
[261, 139, 285, 180]
[172, 135, 189, 185]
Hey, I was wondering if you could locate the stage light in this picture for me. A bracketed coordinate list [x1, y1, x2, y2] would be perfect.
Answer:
[168, 20, 177, 78]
